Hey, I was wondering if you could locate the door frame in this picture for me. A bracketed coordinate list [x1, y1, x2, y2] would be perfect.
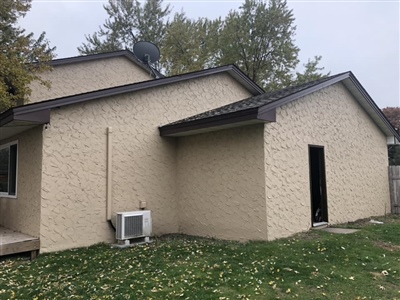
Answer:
[308, 145, 328, 226]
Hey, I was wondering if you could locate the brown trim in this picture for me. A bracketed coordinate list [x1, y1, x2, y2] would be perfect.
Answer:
[0, 111, 15, 126]
[346, 74, 400, 139]
[15, 109, 50, 124]
[160, 71, 400, 140]
[49, 50, 164, 78]
[0, 65, 263, 128]
[257, 109, 276, 122]
[0, 109, 50, 127]
[17, 65, 262, 114]
[160, 107, 276, 136]
[160, 108, 259, 136]
[257, 73, 349, 115]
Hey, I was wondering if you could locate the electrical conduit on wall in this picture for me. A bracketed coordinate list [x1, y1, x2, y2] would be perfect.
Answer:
[106, 127, 113, 225]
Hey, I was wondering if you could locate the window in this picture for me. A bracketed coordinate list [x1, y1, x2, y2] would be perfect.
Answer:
[0, 142, 17, 197]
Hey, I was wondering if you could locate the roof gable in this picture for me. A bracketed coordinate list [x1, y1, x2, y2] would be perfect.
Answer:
[159, 72, 400, 142]
[29, 50, 162, 104]
[0, 64, 263, 140]
[50, 50, 164, 78]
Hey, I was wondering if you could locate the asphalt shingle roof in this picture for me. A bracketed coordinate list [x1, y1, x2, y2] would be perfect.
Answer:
[167, 72, 347, 126]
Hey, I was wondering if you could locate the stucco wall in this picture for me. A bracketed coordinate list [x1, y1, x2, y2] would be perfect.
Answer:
[29, 56, 152, 103]
[0, 126, 43, 237]
[264, 83, 389, 240]
[177, 125, 267, 241]
[40, 73, 253, 252]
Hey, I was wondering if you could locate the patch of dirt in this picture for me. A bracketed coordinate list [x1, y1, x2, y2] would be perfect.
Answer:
[292, 230, 321, 241]
[375, 242, 400, 252]
[335, 215, 400, 229]
[370, 271, 385, 279]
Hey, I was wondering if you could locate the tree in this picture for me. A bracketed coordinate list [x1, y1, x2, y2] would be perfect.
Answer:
[382, 107, 400, 131]
[161, 13, 221, 75]
[78, 0, 170, 56]
[382, 107, 400, 165]
[217, 0, 327, 91]
[296, 56, 330, 85]
[0, 0, 55, 111]
[78, 0, 328, 90]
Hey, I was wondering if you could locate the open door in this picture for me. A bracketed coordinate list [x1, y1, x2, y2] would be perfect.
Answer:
[309, 146, 328, 226]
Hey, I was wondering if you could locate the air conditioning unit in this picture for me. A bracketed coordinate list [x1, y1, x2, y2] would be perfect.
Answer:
[116, 210, 152, 241]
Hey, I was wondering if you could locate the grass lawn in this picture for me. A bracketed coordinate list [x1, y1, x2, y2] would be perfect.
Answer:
[1, 216, 400, 299]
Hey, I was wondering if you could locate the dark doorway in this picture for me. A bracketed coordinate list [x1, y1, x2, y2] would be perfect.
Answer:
[309, 146, 328, 225]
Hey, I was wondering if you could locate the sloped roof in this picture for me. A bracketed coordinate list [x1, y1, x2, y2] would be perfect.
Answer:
[50, 50, 164, 79]
[159, 72, 400, 142]
[0, 64, 263, 140]
[165, 73, 346, 127]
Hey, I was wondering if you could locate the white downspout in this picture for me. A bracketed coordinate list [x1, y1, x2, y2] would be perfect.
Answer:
[106, 127, 112, 221]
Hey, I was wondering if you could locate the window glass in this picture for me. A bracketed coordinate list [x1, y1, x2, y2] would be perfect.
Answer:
[0, 147, 9, 193]
[9, 144, 17, 196]
[0, 143, 17, 196]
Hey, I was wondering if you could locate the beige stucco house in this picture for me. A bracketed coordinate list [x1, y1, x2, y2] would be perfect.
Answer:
[0, 50, 398, 253]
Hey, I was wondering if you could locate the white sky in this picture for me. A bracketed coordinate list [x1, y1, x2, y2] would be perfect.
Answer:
[19, 0, 400, 108]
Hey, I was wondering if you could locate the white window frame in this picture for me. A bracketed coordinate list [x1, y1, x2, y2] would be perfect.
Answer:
[0, 141, 18, 198]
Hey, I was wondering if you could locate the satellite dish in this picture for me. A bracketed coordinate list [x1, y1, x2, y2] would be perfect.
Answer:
[133, 41, 160, 65]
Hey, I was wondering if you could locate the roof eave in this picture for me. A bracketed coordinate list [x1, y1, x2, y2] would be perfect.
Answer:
[159, 107, 275, 137]
[0, 107, 49, 128]
[257, 72, 351, 115]
[345, 73, 400, 141]
[254, 72, 400, 142]
[228, 66, 264, 95]
[50, 50, 164, 79]
[6, 65, 264, 118]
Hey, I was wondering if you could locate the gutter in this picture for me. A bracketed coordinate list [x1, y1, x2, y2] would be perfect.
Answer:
[159, 107, 276, 137]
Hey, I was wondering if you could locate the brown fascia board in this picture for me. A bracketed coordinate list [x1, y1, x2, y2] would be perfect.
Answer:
[49, 50, 163, 78]
[346, 73, 400, 141]
[160, 71, 400, 139]
[0, 107, 50, 127]
[0, 109, 15, 126]
[159, 107, 276, 137]
[14, 109, 50, 124]
[257, 72, 351, 115]
[0, 65, 263, 126]
[229, 64, 265, 94]
[159, 74, 350, 137]
[256, 71, 400, 141]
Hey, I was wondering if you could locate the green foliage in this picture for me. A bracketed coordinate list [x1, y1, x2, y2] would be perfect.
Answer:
[382, 107, 400, 165]
[77, 0, 170, 56]
[78, 0, 328, 90]
[161, 13, 221, 75]
[1, 216, 400, 299]
[216, 0, 328, 90]
[382, 107, 400, 131]
[0, 0, 55, 111]
[218, 0, 298, 91]
[296, 55, 330, 85]
[388, 145, 400, 165]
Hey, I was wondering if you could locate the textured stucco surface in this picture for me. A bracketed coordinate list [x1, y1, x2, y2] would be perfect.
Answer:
[264, 83, 390, 240]
[0, 126, 43, 237]
[29, 57, 152, 103]
[39, 73, 253, 252]
[177, 125, 267, 241]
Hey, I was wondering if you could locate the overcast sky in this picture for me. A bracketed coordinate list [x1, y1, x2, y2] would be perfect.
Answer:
[19, 0, 400, 108]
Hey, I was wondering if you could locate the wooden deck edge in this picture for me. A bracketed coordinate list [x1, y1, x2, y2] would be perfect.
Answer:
[0, 239, 40, 257]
